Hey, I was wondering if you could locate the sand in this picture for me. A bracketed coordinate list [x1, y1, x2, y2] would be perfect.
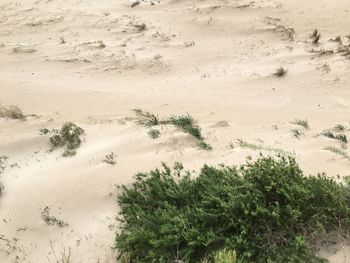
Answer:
[1, 0, 350, 262]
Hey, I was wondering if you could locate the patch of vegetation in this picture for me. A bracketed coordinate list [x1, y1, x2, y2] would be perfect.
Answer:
[291, 119, 309, 129]
[133, 109, 159, 127]
[41, 122, 85, 157]
[104, 152, 117, 165]
[168, 114, 212, 150]
[311, 29, 321, 44]
[134, 110, 212, 150]
[324, 146, 350, 162]
[0, 105, 26, 120]
[334, 124, 346, 132]
[41, 207, 68, 227]
[116, 156, 350, 262]
[0, 155, 8, 196]
[213, 249, 236, 263]
[273, 67, 287, 77]
[322, 131, 348, 144]
[291, 128, 303, 139]
[236, 139, 293, 156]
[148, 128, 161, 139]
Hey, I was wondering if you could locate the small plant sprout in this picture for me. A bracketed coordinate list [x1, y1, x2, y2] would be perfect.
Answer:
[311, 29, 321, 44]
[273, 67, 287, 77]
[148, 128, 161, 139]
[291, 129, 303, 139]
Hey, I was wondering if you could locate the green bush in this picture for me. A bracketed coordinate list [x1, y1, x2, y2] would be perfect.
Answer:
[115, 156, 350, 263]
[42, 122, 85, 157]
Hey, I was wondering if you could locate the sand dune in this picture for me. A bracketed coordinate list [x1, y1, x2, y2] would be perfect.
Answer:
[1, 0, 350, 262]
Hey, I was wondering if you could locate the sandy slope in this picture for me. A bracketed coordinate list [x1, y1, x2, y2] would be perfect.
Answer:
[1, 0, 350, 262]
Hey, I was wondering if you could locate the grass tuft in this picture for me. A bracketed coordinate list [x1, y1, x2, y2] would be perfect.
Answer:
[291, 119, 309, 129]
[273, 67, 287, 77]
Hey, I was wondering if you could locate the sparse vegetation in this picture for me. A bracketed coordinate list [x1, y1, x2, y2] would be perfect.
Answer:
[41, 122, 85, 157]
[116, 156, 350, 262]
[324, 146, 350, 162]
[236, 139, 293, 156]
[291, 119, 309, 129]
[0, 104, 26, 120]
[41, 207, 68, 227]
[322, 131, 348, 144]
[148, 128, 161, 139]
[334, 124, 346, 132]
[273, 67, 287, 77]
[291, 128, 303, 139]
[134, 110, 212, 150]
[311, 29, 321, 44]
[104, 152, 117, 165]
[0, 155, 8, 196]
[133, 109, 159, 127]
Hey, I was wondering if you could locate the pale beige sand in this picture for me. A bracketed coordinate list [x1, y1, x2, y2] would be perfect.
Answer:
[1, 0, 350, 262]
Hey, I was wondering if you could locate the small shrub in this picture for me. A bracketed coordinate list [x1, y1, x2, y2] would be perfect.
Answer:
[334, 124, 346, 132]
[148, 128, 161, 139]
[292, 119, 309, 129]
[273, 67, 287, 77]
[115, 156, 350, 262]
[291, 128, 303, 139]
[322, 131, 348, 144]
[133, 109, 159, 127]
[41, 122, 85, 157]
[0, 105, 26, 120]
[104, 152, 117, 165]
[41, 207, 68, 227]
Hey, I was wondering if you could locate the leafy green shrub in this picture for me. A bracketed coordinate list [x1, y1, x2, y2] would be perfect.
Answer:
[116, 156, 350, 263]
[41, 122, 85, 157]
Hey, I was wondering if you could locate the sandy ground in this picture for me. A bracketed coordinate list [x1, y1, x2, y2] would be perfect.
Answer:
[1, 0, 350, 262]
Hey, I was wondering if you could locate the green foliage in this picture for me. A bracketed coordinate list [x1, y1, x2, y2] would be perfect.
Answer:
[322, 131, 348, 144]
[134, 110, 212, 150]
[133, 109, 159, 127]
[41, 122, 85, 157]
[116, 156, 350, 263]
[213, 249, 236, 263]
